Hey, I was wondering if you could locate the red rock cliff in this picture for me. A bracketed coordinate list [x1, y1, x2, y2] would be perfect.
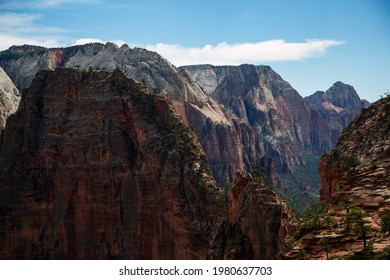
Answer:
[209, 170, 293, 259]
[0, 68, 224, 259]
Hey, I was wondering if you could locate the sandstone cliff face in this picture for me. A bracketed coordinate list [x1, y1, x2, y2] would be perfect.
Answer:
[305, 82, 368, 143]
[210, 170, 293, 259]
[182, 64, 333, 157]
[0, 66, 20, 131]
[319, 95, 390, 211]
[182, 64, 334, 211]
[0, 68, 224, 259]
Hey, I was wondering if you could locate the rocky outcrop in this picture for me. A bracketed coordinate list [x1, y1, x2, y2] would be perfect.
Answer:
[0, 66, 20, 131]
[285, 96, 390, 260]
[210, 170, 293, 259]
[0, 68, 224, 259]
[305, 81, 368, 142]
[319, 95, 390, 211]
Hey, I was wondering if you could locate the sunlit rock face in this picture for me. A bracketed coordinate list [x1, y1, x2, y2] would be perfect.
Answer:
[0, 66, 20, 131]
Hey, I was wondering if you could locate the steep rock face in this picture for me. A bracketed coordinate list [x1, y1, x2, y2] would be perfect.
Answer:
[182, 64, 333, 157]
[286, 96, 390, 259]
[210, 170, 293, 259]
[0, 44, 256, 186]
[182, 64, 334, 210]
[305, 82, 368, 142]
[0, 68, 224, 259]
[319, 96, 390, 211]
[0, 66, 20, 130]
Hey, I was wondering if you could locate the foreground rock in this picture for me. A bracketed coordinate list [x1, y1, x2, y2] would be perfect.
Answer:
[0, 68, 224, 259]
[210, 170, 293, 259]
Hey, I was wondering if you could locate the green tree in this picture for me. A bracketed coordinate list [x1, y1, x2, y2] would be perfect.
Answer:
[348, 209, 372, 250]
[380, 214, 390, 235]
[345, 155, 361, 171]
[302, 201, 326, 230]
[323, 213, 336, 231]
[251, 161, 266, 184]
[318, 237, 330, 260]
[338, 200, 353, 231]
[298, 249, 308, 260]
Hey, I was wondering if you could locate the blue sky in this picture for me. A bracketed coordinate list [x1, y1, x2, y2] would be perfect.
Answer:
[0, 0, 389, 101]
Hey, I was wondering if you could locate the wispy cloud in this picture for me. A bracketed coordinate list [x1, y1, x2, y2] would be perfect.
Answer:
[38, 0, 100, 7]
[71, 38, 104, 45]
[0, 12, 65, 50]
[145, 40, 345, 65]
[0, 0, 99, 9]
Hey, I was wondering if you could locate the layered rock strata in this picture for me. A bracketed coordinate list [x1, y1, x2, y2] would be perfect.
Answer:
[285, 96, 390, 259]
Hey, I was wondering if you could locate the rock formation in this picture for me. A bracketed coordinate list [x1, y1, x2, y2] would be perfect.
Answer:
[182, 64, 334, 211]
[209, 170, 293, 259]
[183, 64, 333, 156]
[285, 96, 390, 259]
[0, 68, 225, 259]
[319, 95, 389, 211]
[0, 66, 20, 131]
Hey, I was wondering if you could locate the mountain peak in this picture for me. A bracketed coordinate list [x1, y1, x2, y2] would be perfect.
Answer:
[305, 81, 361, 110]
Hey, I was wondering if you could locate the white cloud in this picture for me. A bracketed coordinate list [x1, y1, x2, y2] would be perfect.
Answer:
[145, 40, 345, 66]
[0, 33, 60, 51]
[0, 12, 65, 50]
[71, 38, 104, 46]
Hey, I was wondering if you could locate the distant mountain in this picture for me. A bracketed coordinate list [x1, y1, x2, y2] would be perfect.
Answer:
[0, 66, 19, 131]
[182, 64, 335, 211]
[182, 64, 333, 156]
[305, 81, 370, 142]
